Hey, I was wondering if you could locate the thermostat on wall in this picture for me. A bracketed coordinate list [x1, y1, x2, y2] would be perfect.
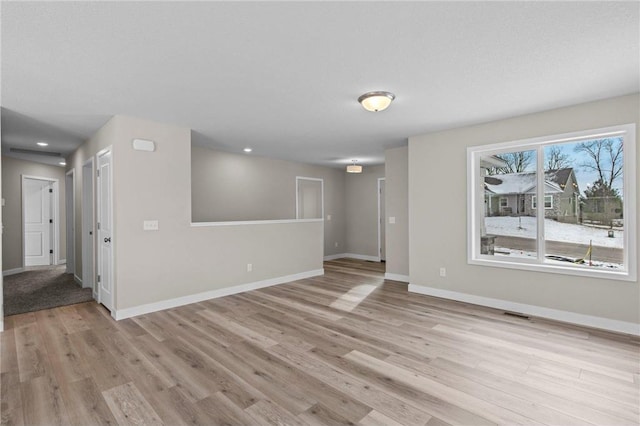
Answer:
[132, 138, 155, 152]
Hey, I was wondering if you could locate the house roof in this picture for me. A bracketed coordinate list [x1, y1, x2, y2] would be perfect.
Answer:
[485, 168, 574, 195]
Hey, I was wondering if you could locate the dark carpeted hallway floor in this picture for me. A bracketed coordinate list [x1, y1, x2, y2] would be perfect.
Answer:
[3, 265, 93, 316]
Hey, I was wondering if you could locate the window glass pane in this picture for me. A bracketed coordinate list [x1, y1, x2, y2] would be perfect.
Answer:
[481, 150, 537, 259]
[543, 138, 624, 270]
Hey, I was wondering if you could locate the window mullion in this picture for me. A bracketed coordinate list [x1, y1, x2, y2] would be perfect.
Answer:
[537, 146, 545, 263]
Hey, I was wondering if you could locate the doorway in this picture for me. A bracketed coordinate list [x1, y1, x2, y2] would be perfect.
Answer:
[296, 177, 324, 219]
[96, 148, 114, 312]
[378, 178, 386, 262]
[22, 176, 58, 267]
[65, 169, 75, 276]
[82, 158, 95, 295]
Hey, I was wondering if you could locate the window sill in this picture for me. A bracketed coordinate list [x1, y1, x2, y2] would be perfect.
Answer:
[469, 256, 636, 282]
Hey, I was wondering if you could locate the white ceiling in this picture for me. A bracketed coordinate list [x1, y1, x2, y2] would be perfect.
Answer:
[2, 1, 638, 168]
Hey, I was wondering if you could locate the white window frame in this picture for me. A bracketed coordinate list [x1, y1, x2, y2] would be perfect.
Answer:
[532, 195, 553, 209]
[499, 197, 508, 208]
[467, 124, 636, 281]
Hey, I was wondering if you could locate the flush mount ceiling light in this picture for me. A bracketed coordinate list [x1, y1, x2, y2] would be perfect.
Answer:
[243, 147, 252, 153]
[357, 91, 395, 112]
[346, 160, 363, 173]
[36, 141, 49, 146]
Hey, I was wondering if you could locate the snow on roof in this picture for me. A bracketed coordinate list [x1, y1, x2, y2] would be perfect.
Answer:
[485, 169, 571, 195]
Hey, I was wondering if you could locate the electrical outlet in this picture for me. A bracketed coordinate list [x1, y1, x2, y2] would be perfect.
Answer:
[327, 214, 332, 221]
[247, 263, 252, 272]
[439, 267, 446, 277]
[334, 242, 339, 248]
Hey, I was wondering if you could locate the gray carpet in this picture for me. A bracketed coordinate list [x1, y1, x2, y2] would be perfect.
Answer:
[3, 266, 94, 316]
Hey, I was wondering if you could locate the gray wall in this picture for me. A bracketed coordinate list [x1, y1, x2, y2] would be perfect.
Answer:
[1, 156, 67, 271]
[345, 164, 385, 258]
[191, 145, 347, 257]
[69, 115, 323, 313]
[385, 146, 409, 277]
[409, 93, 639, 325]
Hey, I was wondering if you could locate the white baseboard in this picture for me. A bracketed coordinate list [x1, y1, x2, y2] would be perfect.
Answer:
[114, 269, 325, 320]
[385, 273, 409, 283]
[408, 284, 640, 336]
[324, 253, 381, 262]
[324, 253, 347, 261]
[58, 259, 67, 265]
[2, 268, 24, 277]
[74, 274, 82, 286]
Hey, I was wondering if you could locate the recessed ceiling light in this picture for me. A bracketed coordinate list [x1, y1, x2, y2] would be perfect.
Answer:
[358, 91, 395, 112]
[37, 141, 49, 147]
[243, 148, 253, 153]
[59, 161, 66, 166]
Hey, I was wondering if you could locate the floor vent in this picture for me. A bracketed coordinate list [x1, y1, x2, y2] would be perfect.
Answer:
[504, 311, 530, 320]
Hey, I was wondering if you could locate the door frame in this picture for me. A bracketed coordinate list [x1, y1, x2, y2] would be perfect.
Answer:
[82, 157, 96, 293]
[65, 169, 76, 276]
[21, 175, 59, 267]
[295, 176, 324, 220]
[377, 177, 386, 262]
[96, 146, 115, 313]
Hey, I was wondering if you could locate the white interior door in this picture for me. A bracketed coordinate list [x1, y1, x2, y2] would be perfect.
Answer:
[378, 178, 386, 262]
[82, 159, 95, 292]
[24, 178, 53, 266]
[97, 150, 114, 311]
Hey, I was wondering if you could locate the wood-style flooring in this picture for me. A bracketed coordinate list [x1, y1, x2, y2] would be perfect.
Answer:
[1, 258, 639, 425]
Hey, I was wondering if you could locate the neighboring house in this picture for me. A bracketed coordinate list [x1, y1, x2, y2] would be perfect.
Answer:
[484, 168, 580, 223]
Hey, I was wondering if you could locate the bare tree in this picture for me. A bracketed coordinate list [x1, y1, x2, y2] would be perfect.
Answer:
[545, 145, 571, 170]
[574, 138, 623, 189]
[487, 151, 534, 175]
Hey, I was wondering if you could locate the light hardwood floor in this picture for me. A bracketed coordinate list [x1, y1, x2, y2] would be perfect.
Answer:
[2, 258, 639, 425]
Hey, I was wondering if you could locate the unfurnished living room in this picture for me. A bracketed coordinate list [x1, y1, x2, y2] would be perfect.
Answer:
[1, 2, 638, 425]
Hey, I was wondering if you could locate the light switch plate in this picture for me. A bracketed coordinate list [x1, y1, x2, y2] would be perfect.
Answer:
[389, 216, 396, 224]
[143, 220, 159, 231]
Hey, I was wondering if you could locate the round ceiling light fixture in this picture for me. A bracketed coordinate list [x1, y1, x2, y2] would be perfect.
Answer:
[37, 141, 49, 147]
[243, 147, 253, 153]
[346, 160, 363, 173]
[358, 91, 395, 112]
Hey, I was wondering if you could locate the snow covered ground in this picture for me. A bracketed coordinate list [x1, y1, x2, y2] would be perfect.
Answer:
[485, 216, 623, 248]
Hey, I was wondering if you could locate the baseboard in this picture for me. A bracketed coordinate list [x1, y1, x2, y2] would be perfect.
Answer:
[74, 274, 82, 286]
[323, 253, 347, 261]
[114, 269, 325, 320]
[385, 273, 409, 283]
[324, 253, 381, 262]
[408, 284, 640, 336]
[58, 259, 67, 265]
[2, 268, 24, 277]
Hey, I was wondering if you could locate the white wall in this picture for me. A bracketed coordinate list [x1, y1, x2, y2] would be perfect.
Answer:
[385, 146, 409, 278]
[409, 94, 639, 328]
[345, 164, 385, 258]
[1, 156, 67, 272]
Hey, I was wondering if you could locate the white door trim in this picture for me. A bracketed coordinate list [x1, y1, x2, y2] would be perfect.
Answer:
[82, 157, 96, 294]
[65, 169, 75, 276]
[295, 176, 324, 220]
[377, 177, 386, 262]
[22, 175, 59, 267]
[96, 147, 115, 314]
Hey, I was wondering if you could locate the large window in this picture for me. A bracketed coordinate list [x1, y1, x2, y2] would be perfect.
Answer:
[468, 124, 636, 281]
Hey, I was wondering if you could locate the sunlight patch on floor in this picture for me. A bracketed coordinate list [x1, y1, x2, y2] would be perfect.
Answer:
[330, 282, 382, 312]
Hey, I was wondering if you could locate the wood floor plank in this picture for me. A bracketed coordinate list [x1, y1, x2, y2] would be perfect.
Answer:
[20, 374, 70, 426]
[2, 258, 638, 426]
[102, 382, 162, 426]
[60, 377, 118, 426]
